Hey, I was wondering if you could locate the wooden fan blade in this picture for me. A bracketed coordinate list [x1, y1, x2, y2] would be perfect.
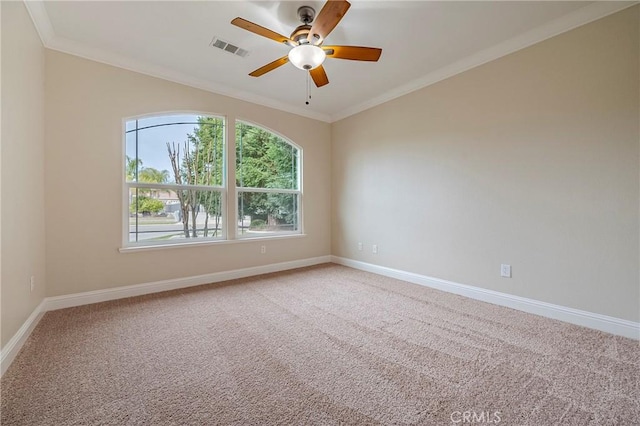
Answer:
[323, 46, 382, 61]
[249, 55, 289, 77]
[231, 17, 294, 45]
[310, 65, 329, 87]
[307, 0, 351, 44]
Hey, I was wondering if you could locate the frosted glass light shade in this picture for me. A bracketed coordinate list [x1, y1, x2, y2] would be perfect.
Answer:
[288, 45, 326, 70]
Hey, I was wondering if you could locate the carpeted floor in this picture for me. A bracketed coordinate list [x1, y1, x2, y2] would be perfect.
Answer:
[1, 264, 638, 425]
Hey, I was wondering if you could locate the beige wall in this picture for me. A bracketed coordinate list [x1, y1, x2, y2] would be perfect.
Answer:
[45, 51, 331, 297]
[2, 4, 638, 351]
[1, 2, 47, 348]
[332, 7, 640, 322]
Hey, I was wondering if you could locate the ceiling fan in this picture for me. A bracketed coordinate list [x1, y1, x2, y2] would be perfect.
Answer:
[231, 0, 382, 88]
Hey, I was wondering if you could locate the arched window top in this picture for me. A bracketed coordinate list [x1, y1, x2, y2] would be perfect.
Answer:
[124, 113, 225, 244]
[125, 114, 225, 185]
[235, 120, 300, 191]
[234, 118, 302, 150]
[122, 114, 302, 248]
[235, 120, 301, 237]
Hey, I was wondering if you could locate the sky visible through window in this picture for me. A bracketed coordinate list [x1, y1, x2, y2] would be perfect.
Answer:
[126, 114, 213, 181]
[125, 114, 300, 244]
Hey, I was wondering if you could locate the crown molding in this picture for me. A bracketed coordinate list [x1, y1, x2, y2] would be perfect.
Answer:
[23, 0, 54, 43]
[329, 1, 638, 122]
[23, 1, 637, 124]
[21, 1, 332, 123]
[48, 36, 332, 123]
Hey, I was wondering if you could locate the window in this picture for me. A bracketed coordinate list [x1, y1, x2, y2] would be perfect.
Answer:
[236, 121, 301, 237]
[124, 115, 301, 247]
[125, 114, 225, 245]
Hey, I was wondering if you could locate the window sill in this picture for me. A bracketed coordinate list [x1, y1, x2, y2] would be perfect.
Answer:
[119, 233, 307, 253]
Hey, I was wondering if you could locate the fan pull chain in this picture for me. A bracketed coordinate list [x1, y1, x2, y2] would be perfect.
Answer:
[306, 72, 311, 105]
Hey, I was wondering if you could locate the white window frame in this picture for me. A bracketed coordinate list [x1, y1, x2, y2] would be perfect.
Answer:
[235, 119, 303, 240]
[122, 113, 227, 248]
[121, 113, 303, 250]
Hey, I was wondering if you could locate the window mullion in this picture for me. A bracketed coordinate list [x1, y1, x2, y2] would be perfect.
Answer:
[235, 187, 300, 194]
[226, 115, 237, 240]
[127, 182, 223, 192]
[124, 114, 227, 246]
[124, 114, 300, 247]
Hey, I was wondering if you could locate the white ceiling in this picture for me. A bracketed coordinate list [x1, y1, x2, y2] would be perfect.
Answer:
[25, 1, 634, 122]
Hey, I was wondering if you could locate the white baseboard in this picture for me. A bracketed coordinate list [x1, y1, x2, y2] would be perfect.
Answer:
[1, 255, 331, 377]
[3, 254, 636, 378]
[0, 300, 46, 376]
[331, 256, 640, 340]
[44, 255, 332, 311]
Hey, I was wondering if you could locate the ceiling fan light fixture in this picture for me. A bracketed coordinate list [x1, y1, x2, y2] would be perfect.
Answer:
[232, 0, 381, 87]
[288, 44, 326, 70]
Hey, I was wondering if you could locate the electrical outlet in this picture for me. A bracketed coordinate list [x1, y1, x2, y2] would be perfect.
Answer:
[372, 244, 378, 254]
[501, 264, 511, 278]
[357, 242, 363, 251]
[30, 276, 35, 292]
[260, 245, 266, 254]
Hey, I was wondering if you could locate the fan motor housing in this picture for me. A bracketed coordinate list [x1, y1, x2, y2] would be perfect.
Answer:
[290, 25, 312, 44]
[297, 6, 315, 24]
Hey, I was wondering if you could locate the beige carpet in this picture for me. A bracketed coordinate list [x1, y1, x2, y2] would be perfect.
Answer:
[1, 264, 638, 425]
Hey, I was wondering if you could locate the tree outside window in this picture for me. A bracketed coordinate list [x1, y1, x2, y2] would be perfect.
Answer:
[124, 114, 301, 246]
[236, 121, 300, 236]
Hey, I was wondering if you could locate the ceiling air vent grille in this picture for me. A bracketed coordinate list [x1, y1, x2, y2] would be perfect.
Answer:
[210, 37, 249, 58]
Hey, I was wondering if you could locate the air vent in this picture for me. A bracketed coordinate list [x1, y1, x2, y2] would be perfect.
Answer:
[210, 37, 249, 58]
